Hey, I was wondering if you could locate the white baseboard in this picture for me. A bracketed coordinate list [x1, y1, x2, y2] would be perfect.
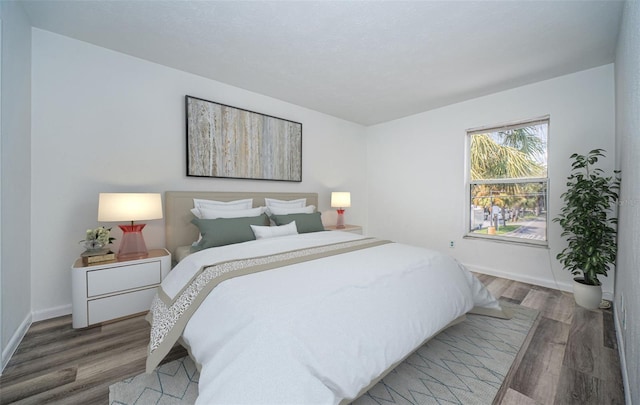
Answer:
[31, 304, 72, 322]
[462, 263, 615, 301]
[464, 263, 573, 291]
[614, 305, 632, 405]
[1, 312, 32, 375]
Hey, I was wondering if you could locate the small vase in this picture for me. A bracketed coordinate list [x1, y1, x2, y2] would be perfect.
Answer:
[82, 240, 105, 253]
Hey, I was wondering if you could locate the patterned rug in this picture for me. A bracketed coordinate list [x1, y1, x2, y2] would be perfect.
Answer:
[109, 301, 537, 405]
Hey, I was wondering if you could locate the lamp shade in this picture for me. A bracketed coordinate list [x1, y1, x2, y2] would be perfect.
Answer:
[98, 193, 163, 222]
[331, 192, 351, 208]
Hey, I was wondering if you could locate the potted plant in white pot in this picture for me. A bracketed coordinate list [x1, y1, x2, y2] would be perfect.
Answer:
[554, 149, 620, 309]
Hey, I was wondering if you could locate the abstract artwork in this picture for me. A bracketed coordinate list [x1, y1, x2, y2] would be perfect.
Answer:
[186, 95, 302, 182]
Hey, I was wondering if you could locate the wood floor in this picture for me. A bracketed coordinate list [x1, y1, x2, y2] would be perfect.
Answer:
[0, 275, 624, 405]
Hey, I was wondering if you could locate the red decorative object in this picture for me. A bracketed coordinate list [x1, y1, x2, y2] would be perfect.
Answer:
[336, 209, 346, 229]
[117, 224, 149, 260]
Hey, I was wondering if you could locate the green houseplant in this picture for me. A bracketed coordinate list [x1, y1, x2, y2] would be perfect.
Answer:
[554, 149, 620, 309]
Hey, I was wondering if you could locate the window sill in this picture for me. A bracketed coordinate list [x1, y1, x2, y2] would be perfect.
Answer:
[464, 234, 549, 248]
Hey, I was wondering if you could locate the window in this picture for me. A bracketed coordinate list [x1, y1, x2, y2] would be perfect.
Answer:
[467, 117, 549, 245]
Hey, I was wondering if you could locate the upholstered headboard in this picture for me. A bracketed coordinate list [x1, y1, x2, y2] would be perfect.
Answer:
[165, 191, 319, 259]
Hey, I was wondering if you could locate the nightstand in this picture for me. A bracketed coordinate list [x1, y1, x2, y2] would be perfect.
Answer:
[71, 249, 171, 328]
[324, 224, 363, 235]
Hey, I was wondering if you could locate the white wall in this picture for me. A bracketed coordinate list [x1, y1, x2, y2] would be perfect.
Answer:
[0, 1, 32, 371]
[366, 65, 616, 295]
[30, 29, 367, 317]
[614, 1, 639, 403]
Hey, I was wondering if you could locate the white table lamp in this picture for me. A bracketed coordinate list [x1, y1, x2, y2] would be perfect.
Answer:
[331, 192, 351, 229]
[98, 193, 163, 260]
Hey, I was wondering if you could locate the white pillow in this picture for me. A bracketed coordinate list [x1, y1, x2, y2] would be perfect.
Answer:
[250, 221, 298, 240]
[193, 198, 253, 210]
[191, 206, 264, 219]
[264, 198, 306, 208]
[267, 205, 316, 215]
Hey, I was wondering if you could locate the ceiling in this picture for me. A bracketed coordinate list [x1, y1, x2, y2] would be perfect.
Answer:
[20, 0, 624, 126]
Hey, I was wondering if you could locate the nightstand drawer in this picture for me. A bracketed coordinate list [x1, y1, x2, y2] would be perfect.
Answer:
[87, 261, 161, 297]
[87, 287, 157, 325]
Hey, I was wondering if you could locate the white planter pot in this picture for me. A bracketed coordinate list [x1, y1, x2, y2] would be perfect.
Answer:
[573, 278, 602, 309]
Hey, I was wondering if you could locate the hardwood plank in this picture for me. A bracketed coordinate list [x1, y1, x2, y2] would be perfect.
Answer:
[602, 309, 617, 349]
[563, 308, 622, 384]
[76, 344, 147, 380]
[493, 311, 541, 404]
[486, 277, 513, 298]
[553, 365, 623, 405]
[499, 388, 540, 405]
[509, 316, 570, 404]
[8, 381, 110, 405]
[0, 367, 76, 404]
[52, 383, 109, 405]
[520, 289, 550, 311]
[163, 345, 189, 364]
[500, 297, 522, 305]
[10, 357, 146, 405]
[99, 314, 151, 332]
[9, 318, 102, 370]
[1, 327, 149, 385]
[562, 307, 601, 376]
[6, 316, 148, 366]
[501, 281, 531, 304]
[473, 272, 495, 285]
[25, 344, 186, 405]
[22, 315, 72, 334]
[554, 366, 600, 405]
[542, 290, 574, 324]
[596, 346, 624, 390]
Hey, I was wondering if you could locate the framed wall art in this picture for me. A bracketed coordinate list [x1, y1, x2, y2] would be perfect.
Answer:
[186, 95, 302, 182]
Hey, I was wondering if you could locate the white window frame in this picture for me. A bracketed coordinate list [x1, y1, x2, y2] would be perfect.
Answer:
[465, 116, 550, 247]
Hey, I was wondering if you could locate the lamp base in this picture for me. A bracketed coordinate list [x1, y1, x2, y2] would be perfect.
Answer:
[336, 209, 345, 229]
[117, 224, 149, 260]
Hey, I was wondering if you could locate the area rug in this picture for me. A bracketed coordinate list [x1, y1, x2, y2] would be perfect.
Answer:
[109, 301, 537, 405]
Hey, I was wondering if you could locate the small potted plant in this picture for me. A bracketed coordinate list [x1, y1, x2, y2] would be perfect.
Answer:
[80, 226, 115, 253]
[554, 149, 620, 309]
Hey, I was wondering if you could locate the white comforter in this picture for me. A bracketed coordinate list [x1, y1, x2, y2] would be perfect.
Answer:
[161, 231, 501, 405]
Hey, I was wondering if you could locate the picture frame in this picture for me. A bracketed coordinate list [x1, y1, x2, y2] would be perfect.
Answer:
[185, 95, 302, 182]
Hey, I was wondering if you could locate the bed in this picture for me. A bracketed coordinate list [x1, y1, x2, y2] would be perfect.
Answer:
[146, 191, 507, 405]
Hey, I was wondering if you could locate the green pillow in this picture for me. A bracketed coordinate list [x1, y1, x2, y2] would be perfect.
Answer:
[191, 214, 270, 252]
[271, 212, 324, 234]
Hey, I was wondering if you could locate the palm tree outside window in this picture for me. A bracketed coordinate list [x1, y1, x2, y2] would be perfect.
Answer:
[467, 117, 549, 246]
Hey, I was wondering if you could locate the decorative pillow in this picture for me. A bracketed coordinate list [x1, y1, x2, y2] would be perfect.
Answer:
[267, 205, 315, 216]
[264, 198, 306, 208]
[250, 221, 299, 240]
[191, 206, 265, 219]
[271, 212, 324, 234]
[193, 198, 253, 210]
[191, 214, 270, 252]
